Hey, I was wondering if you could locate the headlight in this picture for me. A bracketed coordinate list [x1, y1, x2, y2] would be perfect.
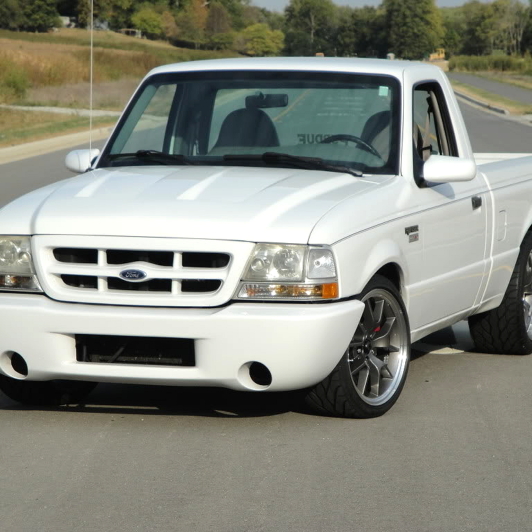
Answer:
[0, 236, 42, 292]
[245, 244, 306, 281]
[237, 244, 338, 300]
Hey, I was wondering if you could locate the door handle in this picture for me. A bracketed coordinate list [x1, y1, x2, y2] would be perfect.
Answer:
[472, 196, 482, 210]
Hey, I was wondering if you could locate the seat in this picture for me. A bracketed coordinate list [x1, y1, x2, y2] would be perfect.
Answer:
[214, 108, 279, 148]
[361, 110, 391, 159]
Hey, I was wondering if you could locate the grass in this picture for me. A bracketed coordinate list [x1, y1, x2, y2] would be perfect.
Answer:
[449, 54, 532, 73]
[0, 108, 117, 148]
[25, 79, 140, 111]
[0, 28, 240, 104]
[0, 28, 239, 59]
[0, 28, 240, 146]
[451, 80, 532, 115]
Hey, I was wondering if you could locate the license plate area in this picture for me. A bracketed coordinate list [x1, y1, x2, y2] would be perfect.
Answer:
[75, 335, 195, 367]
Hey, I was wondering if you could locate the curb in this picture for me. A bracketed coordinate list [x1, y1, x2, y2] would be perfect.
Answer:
[454, 90, 510, 115]
[0, 104, 121, 118]
[0, 126, 113, 167]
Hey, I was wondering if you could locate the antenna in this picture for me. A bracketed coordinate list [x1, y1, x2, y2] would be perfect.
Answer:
[89, 0, 94, 153]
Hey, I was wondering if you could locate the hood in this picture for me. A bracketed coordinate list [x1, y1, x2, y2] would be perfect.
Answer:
[0, 165, 384, 244]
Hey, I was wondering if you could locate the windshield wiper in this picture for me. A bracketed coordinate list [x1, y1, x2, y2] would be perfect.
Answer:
[223, 152, 363, 177]
[107, 150, 195, 166]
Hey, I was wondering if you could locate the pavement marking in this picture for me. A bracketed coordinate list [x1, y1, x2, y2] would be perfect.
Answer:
[273, 89, 310, 123]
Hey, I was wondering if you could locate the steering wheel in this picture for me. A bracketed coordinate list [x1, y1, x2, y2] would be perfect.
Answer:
[319, 134, 383, 160]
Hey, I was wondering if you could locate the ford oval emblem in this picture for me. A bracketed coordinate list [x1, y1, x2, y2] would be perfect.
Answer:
[119, 269, 147, 282]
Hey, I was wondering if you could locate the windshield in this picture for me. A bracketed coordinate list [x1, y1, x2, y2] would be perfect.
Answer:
[98, 70, 401, 175]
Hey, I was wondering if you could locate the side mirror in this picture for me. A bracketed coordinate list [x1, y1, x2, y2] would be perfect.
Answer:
[423, 155, 477, 183]
[65, 149, 100, 174]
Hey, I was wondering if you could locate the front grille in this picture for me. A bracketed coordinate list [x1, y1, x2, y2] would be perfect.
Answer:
[50, 246, 229, 295]
[107, 277, 173, 292]
[62, 274, 98, 289]
[34, 236, 254, 307]
[106, 249, 174, 267]
[182, 252, 230, 268]
[76, 334, 195, 366]
[55, 248, 231, 270]
[54, 248, 98, 264]
[181, 280, 222, 293]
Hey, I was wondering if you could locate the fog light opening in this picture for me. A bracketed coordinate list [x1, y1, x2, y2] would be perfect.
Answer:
[249, 362, 272, 387]
[10, 352, 28, 377]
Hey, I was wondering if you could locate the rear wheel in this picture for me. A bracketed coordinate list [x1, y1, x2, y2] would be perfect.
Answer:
[469, 231, 532, 355]
[0, 376, 97, 406]
[305, 275, 411, 418]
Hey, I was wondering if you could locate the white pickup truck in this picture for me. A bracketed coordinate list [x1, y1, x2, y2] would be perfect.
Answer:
[1, 57, 531, 418]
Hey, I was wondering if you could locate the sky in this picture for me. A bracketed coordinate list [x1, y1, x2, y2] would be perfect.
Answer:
[252, 0, 499, 11]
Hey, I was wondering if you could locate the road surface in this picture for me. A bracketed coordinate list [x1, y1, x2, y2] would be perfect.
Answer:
[449, 72, 532, 106]
[0, 101, 532, 532]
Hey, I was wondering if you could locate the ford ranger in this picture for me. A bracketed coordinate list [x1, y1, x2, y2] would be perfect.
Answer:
[0, 57, 531, 418]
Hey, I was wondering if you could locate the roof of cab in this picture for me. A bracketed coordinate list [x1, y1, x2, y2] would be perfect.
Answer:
[146, 56, 443, 80]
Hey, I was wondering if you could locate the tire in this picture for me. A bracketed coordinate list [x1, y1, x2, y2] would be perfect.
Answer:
[305, 275, 411, 418]
[0, 376, 97, 406]
[469, 231, 532, 355]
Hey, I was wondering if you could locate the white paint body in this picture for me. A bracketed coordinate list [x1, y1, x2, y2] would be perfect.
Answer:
[0, 58, 531, 392]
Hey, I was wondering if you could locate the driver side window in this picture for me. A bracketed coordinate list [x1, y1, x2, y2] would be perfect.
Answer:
[413, 83, 457, 162]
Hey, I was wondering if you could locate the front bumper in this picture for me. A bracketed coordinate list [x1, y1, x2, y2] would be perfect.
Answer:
[0, 295, 364, 392]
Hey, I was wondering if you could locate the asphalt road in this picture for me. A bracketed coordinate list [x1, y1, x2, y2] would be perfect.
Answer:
[459, 100, 532, 152]
[1, 102, 532, 532]
[449, 72, 532, 106]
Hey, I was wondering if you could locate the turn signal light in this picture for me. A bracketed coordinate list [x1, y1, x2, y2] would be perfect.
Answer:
[238, 282, 339, 300]
[322, 282, 339, 299]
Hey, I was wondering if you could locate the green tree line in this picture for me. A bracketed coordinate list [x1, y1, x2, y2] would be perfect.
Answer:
[2, 0, 532, 60]
[0, 0, 285, 56]
[283, 0, 532, 60]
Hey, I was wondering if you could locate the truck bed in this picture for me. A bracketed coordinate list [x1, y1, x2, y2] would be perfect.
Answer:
[475, 153, 532, 165]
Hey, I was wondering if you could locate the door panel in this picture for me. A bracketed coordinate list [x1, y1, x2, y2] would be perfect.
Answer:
[408, 181, 488, 328]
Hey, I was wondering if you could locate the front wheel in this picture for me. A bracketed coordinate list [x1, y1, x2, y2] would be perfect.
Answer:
[305, 275, 411, 418]
[0, 376, 97, 406]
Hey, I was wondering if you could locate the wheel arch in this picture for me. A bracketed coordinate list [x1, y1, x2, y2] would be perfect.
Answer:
[521, 221, 532, 245]
[374, 262, 404, 294]
[334, 236, 409, 304]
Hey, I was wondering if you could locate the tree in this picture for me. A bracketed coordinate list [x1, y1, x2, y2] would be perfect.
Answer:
[209, 31, 235, 49]
[284, 0, 336, 55]
[383, 0, 443, 59]
[107, 0, 135, 30]
[521, 0, 532, 53]
[457, 0, 497, 55]
[131, 5, 163, 37]
[22, 0, 60, 32]
[242, 5, 266, 27]
[0, 0, 26, 30]
[175, 0, 208, 47]
[206, 1, 232, 37]
[259, 8, 284, 31]
[242, 23, 284, 56]
[498, 0, 529, 55]
[440, 7, 465, 57]
[76, 0, 115, 28]
[216, 0, 246, 30]
[161, 10, 179, 40]
[335, 6, 387, 58]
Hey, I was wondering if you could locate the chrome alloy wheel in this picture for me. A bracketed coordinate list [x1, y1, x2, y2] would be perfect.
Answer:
[523, 250, 532, 339]
[347, 288, 409, 406]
